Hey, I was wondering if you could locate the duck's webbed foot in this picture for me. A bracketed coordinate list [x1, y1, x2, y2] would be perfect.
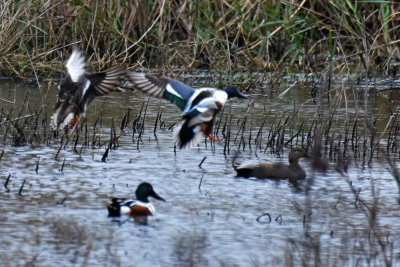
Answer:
[71, 114, 80, 128]
[208, 135, 222, 141]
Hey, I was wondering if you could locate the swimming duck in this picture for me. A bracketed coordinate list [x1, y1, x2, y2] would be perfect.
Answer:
[107, 182, 165, 217]
[126, 71, 247, 149]
[51, 49, 124, 130]
[235, 148, 307, 182]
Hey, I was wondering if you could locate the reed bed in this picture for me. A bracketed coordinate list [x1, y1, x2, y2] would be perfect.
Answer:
[0, 73, 398, 172]
[0, 0, 398, 77]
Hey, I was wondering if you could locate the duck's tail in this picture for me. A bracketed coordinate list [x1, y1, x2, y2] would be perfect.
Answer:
[50, 104, 75, 131]
[173, 120, 203, 149]
[107, 198, 121, 217]
[232, 152, 254, 178]
[232, 151, 241, 171]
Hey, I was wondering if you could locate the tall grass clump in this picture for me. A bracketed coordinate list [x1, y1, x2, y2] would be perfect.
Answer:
[0, 0, 398, 77]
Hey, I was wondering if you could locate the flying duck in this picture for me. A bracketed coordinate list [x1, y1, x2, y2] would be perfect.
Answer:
[126, 71, 247, 149]
[51, 49, 124, 130]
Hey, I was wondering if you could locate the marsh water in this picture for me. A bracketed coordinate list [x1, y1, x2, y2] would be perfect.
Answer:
[1, 72, 400, 266]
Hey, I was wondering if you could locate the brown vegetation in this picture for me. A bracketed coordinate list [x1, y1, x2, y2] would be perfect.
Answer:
[0, 0, 398, 77]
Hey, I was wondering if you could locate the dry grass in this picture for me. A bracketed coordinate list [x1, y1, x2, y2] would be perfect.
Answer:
[0, 0, 398, 77]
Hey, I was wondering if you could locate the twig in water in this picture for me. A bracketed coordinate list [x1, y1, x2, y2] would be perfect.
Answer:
[60, 159, 66, 173]
[198, 173, 205, 192]
[73, 130, 80, 153]
[355, 188, 361, 207]
[120, 112, 128, 132]
[18, 179, 25, 196]
[55, 136, 64, 160]
[4, 174, 11, 192]
[57, 198, 67, 205]
[275, 215, 283, 224]
[79, 145, 84, 156]
[199, 156, 207, 169]
[385, 153, 400, 204]
[102, 147, 110, 163]
[35, 157, 40, 174]
[153, 103, 161, 140]
[256, 213, 272, 224]
[168, 122, 176, 131]
[334, 196, 342, 209]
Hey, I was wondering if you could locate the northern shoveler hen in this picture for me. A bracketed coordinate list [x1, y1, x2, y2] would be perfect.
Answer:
[235, 148, 307, 182]
[126, 72, 247, 149]
[51, 49, 124, 130]
[107, 182, 165, 217]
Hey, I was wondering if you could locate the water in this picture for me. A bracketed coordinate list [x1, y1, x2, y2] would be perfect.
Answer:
[1, 74, 400, 266]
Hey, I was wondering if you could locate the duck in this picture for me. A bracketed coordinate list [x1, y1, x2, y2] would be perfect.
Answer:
[51, 48, 125, 130]
[126, 71, 247, 149]
[107, 182, 166, 217]
[234, 148, 307, 182]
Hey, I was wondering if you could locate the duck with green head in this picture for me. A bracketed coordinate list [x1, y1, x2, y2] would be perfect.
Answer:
[126, 72, 247, 149]
[107, 182, 166, 217]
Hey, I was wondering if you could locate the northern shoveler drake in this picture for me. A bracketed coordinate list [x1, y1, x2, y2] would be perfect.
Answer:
[126, 71, 247, 149]
[51, 48, 125, 130]
[107, 182, 165, 217]
[235, 148, 307, 182]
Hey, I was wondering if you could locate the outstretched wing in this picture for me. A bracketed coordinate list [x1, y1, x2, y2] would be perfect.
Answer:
[127, 72, 195, 111]
[79, 66, 125, 111]
[87, 66, 125, 96]
[111, 198, 135, 206]
[66, 49, 86, 83]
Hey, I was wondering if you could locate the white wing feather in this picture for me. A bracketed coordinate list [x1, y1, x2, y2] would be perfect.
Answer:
[66, 49, 86, 82]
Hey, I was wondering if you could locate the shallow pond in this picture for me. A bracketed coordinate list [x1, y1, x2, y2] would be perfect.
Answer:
[0, 72, 400, 266]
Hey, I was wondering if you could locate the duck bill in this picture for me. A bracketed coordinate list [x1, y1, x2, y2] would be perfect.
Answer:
[151, 191, 166, 202]
[237, 92, 248, 99]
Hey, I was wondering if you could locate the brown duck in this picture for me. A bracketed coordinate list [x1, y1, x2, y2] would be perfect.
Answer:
[235, 148, 307, 182]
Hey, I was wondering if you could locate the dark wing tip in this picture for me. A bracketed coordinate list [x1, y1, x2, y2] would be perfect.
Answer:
[126, 71, 169, 99]
[89, 66, 125, 96]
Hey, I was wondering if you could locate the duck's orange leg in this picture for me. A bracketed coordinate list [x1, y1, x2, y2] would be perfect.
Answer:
[208, 135, 222, 141]
[200, 122, 223, 141]
[71, 114, 80, 128]
[201, 132, 223, 141]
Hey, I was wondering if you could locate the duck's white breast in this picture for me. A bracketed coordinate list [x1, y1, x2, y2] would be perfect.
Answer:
[213, 90, 228, 105]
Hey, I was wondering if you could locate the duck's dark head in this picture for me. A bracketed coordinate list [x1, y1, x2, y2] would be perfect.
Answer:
[224, 86, 247, 99]
[289, 148, 306, 164]
[135, 182, 166, 203]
